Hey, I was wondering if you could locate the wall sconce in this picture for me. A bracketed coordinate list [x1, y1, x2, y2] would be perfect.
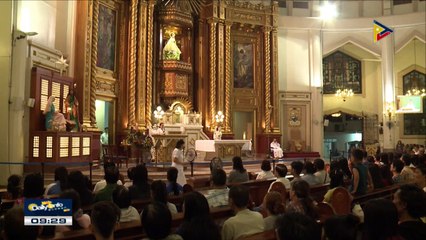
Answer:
[384, 102, 395, 129]
[154, 106, 164, 122]
[214, 111, 224, 125]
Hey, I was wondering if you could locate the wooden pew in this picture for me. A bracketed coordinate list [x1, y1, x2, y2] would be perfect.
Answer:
[309, 183, 330, 202]
[353, 184, 400, 206]
[228, 179, 276, 206]
[51, 206, 234, 240]
[241, 229, 276, 240]
[187, 175, 211, 189]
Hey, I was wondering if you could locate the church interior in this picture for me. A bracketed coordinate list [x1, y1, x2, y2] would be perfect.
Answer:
[0, 0, 425, 239]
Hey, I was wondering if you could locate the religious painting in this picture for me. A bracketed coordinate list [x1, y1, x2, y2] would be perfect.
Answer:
[233, 43, 254, 88]
[402, 70, 426, 135]
[97, 4, 117, 71]
[323, 51, 362, 94]
[288, 107, 301, 127]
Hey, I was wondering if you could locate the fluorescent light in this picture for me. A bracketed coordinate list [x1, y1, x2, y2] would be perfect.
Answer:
[319, 1, 338, 20]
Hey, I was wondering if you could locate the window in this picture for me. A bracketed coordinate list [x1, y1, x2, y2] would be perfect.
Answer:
[323, 51, 362, 94]
[60, 137, 69, 157]
[402, 70, 426, 135]
[82, 137, 91, 156]
[293, 1, 308, 9]
[278, 0, 286, 8]
[46, 136, 53, 158]
[33, 136, 40, 158]
[72, 137, 80, 156]
[393, 0, 412, 5]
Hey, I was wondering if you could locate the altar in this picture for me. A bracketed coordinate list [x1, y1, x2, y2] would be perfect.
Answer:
[152, 134, 188, 163]
[195, 140, 252, 161]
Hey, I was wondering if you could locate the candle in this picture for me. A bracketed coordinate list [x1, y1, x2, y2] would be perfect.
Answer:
[243, 132, 246, 140]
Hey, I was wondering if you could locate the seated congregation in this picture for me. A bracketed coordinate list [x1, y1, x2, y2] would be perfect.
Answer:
[1, 148, 426, 240]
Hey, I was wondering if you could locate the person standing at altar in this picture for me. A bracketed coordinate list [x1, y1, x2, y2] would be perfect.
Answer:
[270, 138, 283, 159]
[172, 139, 187, 185]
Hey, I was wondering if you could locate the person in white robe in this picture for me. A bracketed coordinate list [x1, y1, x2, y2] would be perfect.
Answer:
[270, 138, 283, 159]
[172, 139, 187, 185]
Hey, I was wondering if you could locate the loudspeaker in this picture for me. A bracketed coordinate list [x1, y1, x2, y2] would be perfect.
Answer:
[27, 98, 35, 108]
[324, 119, 329, 127]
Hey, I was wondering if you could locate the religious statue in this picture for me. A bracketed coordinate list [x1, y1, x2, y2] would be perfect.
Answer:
[65, 88, 80, 131]
[43, 96, 67, 131]
[163, 32, 181, 60]
[270, 138, 283, 159]
[213, 126, 222, 140]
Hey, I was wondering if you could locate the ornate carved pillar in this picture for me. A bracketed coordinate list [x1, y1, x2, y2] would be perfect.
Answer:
[217, 21, 225, 115]
[263, 27, 272, 133]
[271, 27, 280, 132]
[145, 0, 155, 127]
[128, 0, 138, 127]
[88, 0, 99, 129]
[224, 21, 232, 132]
[137, 1, 148, 126]
[208, 19, 217, 128]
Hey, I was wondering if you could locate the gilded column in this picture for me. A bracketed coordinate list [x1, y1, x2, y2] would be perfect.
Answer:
[224, 22, 232, 132]
[208, 19, 217, 128]
[264, 27, 272, 133]
[90, 0, 99, 128]
[217, 21, 225, 115]
[145, 0, 155, 127]
[137, 1, 148, 125]
[271, 27, 279, 132]
[128, 0, 138, 127]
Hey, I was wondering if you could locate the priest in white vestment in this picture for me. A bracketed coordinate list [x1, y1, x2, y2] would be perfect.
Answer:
[270, 138, 283, 159]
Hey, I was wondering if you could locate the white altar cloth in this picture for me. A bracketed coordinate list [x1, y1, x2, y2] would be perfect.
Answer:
[195, 140, 252, 152]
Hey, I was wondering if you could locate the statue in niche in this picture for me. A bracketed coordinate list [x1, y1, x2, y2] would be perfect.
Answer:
[163, 32, 181, 60]
[43, 96, 67, 131]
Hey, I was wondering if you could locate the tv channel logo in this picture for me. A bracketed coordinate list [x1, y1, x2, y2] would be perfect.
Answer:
[24, 199, 73, 226]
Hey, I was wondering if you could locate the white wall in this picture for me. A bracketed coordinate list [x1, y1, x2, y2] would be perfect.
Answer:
[278, 29, 311, 91]
[0, 1, 13, 185]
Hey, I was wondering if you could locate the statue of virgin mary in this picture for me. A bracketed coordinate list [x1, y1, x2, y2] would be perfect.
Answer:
[163, 32, 181, 60]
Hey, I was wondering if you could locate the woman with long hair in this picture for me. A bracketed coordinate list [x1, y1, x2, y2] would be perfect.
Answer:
[177, 192, 220, 240]
[286, 180, 318, 220]
[151, 180, 177, 214]
[228, 156, 249, 183]
[68, 171, 93, 206]
[129, 164, 150, 200]
[323, 160, 345, 203]
[263, 191, 286, 230]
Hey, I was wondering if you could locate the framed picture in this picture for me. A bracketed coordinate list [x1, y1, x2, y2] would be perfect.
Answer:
[97, 3, 117, 71]
[233, 43, 254, 89]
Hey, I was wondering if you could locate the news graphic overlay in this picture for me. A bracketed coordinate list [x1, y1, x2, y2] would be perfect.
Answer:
[24, 199, 72, 226]
[373, 20, 393, 42]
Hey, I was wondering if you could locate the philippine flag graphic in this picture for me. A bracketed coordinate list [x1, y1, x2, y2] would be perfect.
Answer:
[373, 20, 393, 42]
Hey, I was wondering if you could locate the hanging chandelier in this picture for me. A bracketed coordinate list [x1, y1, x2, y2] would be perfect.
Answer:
[406, 88, 426, 97]
[335, 88, 354, 101]
[405, 39, 426, 97]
